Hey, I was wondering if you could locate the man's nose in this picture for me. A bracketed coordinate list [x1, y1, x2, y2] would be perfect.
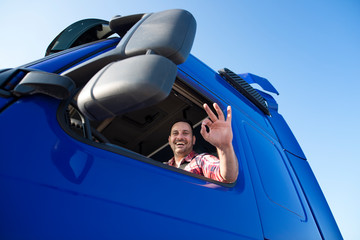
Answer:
[176, 134, 185, 140]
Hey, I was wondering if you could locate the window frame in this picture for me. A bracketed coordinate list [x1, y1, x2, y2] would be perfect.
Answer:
[57, 77, 237, 187]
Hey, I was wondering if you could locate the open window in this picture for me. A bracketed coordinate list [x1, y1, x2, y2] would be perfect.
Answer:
[61, 77, 217, 165]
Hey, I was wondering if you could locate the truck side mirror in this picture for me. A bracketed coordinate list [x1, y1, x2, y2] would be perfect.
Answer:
[77, 54, 177, 121]
[71, 9, 196, 121]
[62, 9, 196, 87]
[112, 9, 196, 65]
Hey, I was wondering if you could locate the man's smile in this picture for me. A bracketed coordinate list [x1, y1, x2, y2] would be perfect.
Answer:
[175, 141, 186, 147]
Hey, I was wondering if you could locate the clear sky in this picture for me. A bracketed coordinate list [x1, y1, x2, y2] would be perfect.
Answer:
[1, 0, 359, 239]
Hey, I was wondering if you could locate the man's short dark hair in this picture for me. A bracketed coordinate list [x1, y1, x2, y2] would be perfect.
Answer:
[170, 119, 194, 135]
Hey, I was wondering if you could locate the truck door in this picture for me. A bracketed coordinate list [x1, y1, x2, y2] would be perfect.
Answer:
[52, 66, 265, 239]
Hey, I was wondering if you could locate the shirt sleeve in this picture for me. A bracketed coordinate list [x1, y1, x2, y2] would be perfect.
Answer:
[185, 153, 225, 182]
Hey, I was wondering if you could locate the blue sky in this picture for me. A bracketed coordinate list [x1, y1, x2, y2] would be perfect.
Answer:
[1, 0, 359, 238]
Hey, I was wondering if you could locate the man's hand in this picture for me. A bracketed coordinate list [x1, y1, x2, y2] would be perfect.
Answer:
[201, 102, 238, 183]
[200, 103, 233, 151]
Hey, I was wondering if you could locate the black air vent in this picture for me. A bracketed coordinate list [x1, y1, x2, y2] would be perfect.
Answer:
[219, 68, 270, 115]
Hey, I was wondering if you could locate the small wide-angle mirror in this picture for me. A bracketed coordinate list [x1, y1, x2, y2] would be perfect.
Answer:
[77, 54, 177, 121]
[45, 19, 113, 56]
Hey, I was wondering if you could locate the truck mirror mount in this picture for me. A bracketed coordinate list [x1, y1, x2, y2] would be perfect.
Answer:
[13, 70, 75, 100]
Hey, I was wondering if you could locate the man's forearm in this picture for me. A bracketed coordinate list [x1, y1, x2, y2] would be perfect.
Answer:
[218, 145, 239, 183]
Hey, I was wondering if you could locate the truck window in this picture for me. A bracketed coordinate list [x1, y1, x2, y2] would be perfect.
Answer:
[59, 78, 231, 183]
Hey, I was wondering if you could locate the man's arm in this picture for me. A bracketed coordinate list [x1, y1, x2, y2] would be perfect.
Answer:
[200, 103, 239, 183]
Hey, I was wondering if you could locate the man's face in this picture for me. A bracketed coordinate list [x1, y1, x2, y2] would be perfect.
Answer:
[168, 122, 196, 158]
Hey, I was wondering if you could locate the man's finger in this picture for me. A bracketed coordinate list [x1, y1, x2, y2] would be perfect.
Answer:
[202, 118, 212, 126]
[214, 103, 225, 121]
[200, 120, 210, 140]
[226, 105, 232, 123]
[203, 103, 218, 122]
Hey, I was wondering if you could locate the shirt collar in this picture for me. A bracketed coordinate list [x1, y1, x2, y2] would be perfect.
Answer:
[167, 151, 198, 167]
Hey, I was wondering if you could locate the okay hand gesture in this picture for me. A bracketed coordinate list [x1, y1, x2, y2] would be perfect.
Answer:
[200, 103, 233, 151]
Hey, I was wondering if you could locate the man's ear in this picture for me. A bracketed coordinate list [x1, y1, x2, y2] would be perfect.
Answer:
[168, 135, 171, 144]
[192, 135, 196, 145]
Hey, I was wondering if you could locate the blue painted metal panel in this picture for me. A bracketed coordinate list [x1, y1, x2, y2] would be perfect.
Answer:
[286, 152, 343, 240]
[244, 123, 305, 218]
[241, 121, 322, 240]
[257, 90, 278, 112]
[238, 73, 279, 95]
[27, 38, 119, 73]
[0, 97, 14, 112]
[0, 95, 263, 239]
[267, 109, 307, 159]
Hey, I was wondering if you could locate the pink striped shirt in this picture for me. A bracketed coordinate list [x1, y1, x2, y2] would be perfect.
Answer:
[166, 151, 225, 182]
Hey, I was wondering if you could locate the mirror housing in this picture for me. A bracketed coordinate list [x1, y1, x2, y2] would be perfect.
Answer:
[115, 9, 196, 64]
[77, 54, 177, 121]
[63, 9, 196, 87]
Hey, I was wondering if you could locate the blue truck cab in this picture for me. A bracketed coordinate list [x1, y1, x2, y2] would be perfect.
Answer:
[0, 9, 342, 240]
